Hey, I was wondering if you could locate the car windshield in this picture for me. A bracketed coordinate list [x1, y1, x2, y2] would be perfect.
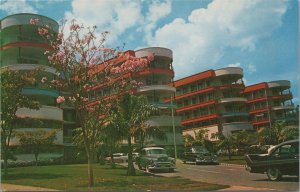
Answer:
[192, 146, 209, 153]
[147, 149, 166, 155]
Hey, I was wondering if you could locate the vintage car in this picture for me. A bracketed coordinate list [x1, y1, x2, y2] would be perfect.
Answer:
[245, 139, 299, 181]
[135, 147, 175, 172]
[182, 146, 219, 165]
[105, 153, 128, 163]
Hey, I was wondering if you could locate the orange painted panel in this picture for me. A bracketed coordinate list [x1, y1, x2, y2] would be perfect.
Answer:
[243, 83, 268, 93]
[176, 100, 216, 113]
[173, 70, 215, 87]
[181, 114, 218, 125]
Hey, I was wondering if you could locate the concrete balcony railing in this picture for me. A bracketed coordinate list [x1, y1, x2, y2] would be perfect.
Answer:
[135, 47, 173, 59]
[215, 67, 243, 77]
[272, 105, 294, 111]
[268, 80, 291, 89]
[1, 13, 59, 32]
[16, 105, 63, 121]
[3, 64, 57, 75]
[218, 97, 247, 103]
[138, 85, 176, 93]
[145, 115, 181, 127]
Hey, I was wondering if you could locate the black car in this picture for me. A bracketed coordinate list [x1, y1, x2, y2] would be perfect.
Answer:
[182, 146, 218, 165]
[245, 139, 299, 181]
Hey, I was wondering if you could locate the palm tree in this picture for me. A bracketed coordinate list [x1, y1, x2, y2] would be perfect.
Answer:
[258, 121, 299, 145]
[110, 94, 157, 175]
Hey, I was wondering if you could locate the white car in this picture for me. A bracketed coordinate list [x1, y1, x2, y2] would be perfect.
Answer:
[105, 153, 128, 163]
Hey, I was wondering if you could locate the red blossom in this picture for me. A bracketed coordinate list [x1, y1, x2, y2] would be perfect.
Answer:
[38, 27, 48, 35]
[56, 96, 65, 104]
[29, 18, 39, 25]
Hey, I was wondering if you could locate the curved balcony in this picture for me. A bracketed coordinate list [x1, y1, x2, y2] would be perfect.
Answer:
[145, 115, 181, 127]
[272, 105, 294, 111]
[16, 105, 63, 121]
[181, 114, 218, 126]
[150, 103, 177, 109]
[137, 68, 174, 77]
[218, 97, 247, 103]
[135, 47, 172, 60]
[222, 122, 253, 137]
[137, 85, 176, 93]
[1, 25, 48, 46]
[220, 112, 249, 117]
[268, 80, 290, 89]
[1, 13, 58, 32]
[215, 67, 243, 77]
[176, 100, 216, 113]
[22, 87, 59, 98]
[3, 64, 57, 75]
[10, 128, 63, 146]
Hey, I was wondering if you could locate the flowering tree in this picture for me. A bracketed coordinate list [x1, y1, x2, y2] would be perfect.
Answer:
[31, 18, 152, 186]
[1, 69, 40, 176]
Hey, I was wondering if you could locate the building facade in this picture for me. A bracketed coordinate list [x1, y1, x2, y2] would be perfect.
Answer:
[172, 67, 253, 140]
[243, 80, 297, 130]
[87, 47, 183, 147]
[0, 14, 64, 150]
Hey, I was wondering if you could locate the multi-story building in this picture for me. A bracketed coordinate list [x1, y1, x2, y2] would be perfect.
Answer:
[243, 80, 296, 130]
[0, 14, 64, 152]
[87, 47, 183, 147]
[172, 67, 253, 140]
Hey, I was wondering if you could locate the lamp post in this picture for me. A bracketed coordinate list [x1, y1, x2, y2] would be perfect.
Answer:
[171, 95, 177, 164]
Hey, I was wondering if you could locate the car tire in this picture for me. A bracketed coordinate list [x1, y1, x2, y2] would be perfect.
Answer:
[267, 168, 282, 181]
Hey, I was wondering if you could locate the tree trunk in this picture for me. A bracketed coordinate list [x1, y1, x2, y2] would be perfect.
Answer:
[3, 146, 8, 177]
[87, 152, 94, 187]
[110, 152, 115, 168]
[35, 152, 39, 166]
[227, 145, 232, 160]
[127, 135, 136, 176]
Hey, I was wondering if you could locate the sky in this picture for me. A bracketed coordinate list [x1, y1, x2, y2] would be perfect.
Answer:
[0, 0, 299, 105]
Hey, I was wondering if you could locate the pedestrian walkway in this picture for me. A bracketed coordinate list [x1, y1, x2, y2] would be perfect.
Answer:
[1, 183, 58, 191]
[218, 185, 277, 191]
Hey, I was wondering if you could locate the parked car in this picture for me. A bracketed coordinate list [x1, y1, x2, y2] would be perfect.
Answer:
[182, 146, 219, 165]
[105, 153, 128, 163]
[245, 139, 299, 181]
[135, 147, 175, 172]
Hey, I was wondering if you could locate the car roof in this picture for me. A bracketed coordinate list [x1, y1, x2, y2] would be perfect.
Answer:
[143, 147, 164, 150]
[268, 139, 299, 154]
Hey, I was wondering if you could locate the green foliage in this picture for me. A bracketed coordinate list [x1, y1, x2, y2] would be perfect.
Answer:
[1, 69, 41, 176]
[15, 129, 57, 165]
[110, 94, 159, 175]
[183, 129, 215, 152]
[212, 130, 256, 160]
[257, 121, 299, 145]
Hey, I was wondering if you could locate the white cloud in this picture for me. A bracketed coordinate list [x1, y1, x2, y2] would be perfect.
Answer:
[247, 64, 257, 74]
[146, 0, 289, 79]
[144, 0, 171, 41]
[64, 0, 143, 45]
[0, 0, 37, 14]
[227, 62, 241, 67]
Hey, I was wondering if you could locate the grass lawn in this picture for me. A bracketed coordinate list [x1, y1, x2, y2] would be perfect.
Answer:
[2, 164, 228, 191]
[218, 155, 246, 165]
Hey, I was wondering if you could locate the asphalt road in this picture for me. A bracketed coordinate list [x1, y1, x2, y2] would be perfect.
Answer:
[152, 161, 299, 191]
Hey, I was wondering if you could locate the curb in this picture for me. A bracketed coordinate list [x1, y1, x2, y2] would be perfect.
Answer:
[220, 163, 247, 168]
